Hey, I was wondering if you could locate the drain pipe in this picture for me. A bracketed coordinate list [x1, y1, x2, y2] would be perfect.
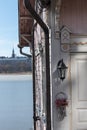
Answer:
[32, 24, 36, 130]
[24, 0, 51, 130]
[18, 45, 31, 57]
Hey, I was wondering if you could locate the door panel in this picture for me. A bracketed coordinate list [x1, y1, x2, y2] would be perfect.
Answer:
[71, 54, 87, 130]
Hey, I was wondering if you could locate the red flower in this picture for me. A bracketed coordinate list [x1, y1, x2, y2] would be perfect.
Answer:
[55, 99, 68, 107]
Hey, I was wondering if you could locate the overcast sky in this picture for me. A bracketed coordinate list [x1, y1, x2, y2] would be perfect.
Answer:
[0, 0, 21, 57]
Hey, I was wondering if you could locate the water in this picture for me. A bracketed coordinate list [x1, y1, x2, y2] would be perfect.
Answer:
[0, 74, 33, 130]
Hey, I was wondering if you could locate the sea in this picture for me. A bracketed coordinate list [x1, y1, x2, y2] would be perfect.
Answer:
[0, 74, 33, 130]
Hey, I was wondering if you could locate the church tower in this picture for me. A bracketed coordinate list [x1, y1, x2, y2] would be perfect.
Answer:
[12, 48, 15, 58]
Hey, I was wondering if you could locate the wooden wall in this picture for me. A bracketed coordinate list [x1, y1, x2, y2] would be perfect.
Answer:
[60, 0, 87, 34]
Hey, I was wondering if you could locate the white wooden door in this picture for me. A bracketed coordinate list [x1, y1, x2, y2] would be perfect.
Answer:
[71, 54, 87, 130]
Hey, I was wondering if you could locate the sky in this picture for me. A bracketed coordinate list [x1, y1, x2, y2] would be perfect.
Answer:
[0, 0, 23, 57]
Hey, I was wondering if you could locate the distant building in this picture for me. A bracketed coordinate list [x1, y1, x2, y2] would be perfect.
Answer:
[11, 48, 16, 58]
[0, 49, 32, 73]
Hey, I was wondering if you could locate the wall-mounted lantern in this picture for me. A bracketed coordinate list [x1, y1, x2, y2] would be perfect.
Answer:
[57, 59, 68, 81]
